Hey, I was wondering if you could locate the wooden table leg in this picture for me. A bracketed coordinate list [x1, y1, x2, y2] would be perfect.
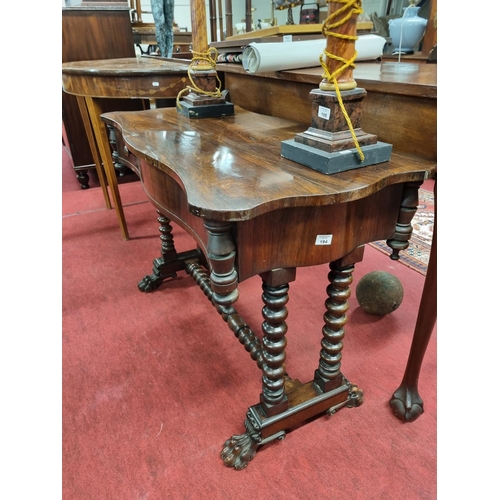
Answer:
[314, 247, 365, 393]
[221, 250, 365, 470]
[390, 181, 437, 422]
[85, 96, 129, 240]
[75, 96, 111, 209]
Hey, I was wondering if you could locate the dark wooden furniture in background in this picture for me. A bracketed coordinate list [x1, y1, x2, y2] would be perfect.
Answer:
[62, 57, 190, 240]
[62, 3, 144, 190]
[102, 105, 436, 469]
[132, 26, 193, 57]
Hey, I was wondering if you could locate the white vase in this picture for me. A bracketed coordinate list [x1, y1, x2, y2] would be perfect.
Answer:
[389, 5, 428, 54]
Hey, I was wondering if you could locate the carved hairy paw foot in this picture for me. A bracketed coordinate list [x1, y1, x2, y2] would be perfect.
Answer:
[220, 432, 258, 470]
[137, 274, 164, 293]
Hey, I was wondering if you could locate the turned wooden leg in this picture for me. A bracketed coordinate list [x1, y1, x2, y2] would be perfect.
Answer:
[204, 220, 239, 310]
[220, 251, 369, 471]
[205, 221, 269, 470]
[138, 210, 203, 292]
[107, 125, 132, 177]
[221, 268, 293, 470]
[259, 280, 289, 417]
[138, 211, 178, 292]
[315, 248, 365, 405]
[390, 182, 437, 422]
[387, 181, 423, 260]
[314, 262, 351, 392]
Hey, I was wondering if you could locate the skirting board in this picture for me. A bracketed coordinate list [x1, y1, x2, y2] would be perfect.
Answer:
[177, 101, 235, 119]
[281, 140, 393, 174]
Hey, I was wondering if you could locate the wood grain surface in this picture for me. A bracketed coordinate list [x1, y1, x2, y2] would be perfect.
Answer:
[102, 106, 436, 221]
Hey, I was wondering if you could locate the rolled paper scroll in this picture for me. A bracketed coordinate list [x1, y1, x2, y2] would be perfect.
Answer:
[242, 34, 386, 74]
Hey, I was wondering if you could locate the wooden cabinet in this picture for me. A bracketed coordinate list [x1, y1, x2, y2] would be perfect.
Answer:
[62, 3, 145, 188]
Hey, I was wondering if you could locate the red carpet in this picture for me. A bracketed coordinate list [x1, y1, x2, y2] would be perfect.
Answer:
[62, 147, 436, 499]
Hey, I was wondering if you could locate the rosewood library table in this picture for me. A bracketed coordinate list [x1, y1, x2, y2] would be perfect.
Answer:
[102, 106, 436, 469]
[61, 57, 190, 240]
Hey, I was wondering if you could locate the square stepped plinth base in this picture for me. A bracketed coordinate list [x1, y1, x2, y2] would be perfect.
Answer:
[177, 101, 235, 119]
[281, 140, 392, 174]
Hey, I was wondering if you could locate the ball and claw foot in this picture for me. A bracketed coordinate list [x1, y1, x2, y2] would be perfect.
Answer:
[389, 385, 424, 422]
[220, 432, 259, 470]
[137, 272, 177, 293]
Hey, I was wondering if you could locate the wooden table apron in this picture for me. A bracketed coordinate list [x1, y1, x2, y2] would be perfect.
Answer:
[101, 106, 436, 469]
[61, 57, 190, 240]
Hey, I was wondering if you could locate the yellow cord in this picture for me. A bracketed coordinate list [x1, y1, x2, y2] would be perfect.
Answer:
[176, 47, 223, 109]
[320, 0, 365, 161]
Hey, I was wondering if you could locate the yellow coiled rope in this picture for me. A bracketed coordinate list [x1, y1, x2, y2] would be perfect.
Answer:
[320, 0, 364, 161]
[176, 47, 223, 109]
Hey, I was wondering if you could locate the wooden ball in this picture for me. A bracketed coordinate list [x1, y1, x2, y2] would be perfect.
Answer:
[355, 271, 404, 316]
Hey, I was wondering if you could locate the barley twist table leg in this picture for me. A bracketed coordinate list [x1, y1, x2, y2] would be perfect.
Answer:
[260, 281, 289, 416]
[221, 271, 292, 470]
[314, 261, 351, 392]
[138, 211, 179, 292]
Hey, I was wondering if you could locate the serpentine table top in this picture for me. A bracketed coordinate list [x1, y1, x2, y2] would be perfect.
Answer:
[102, 105, 435, 226]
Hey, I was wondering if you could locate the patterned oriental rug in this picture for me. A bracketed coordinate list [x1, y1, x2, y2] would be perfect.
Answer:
[370, 187, 435, 275]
